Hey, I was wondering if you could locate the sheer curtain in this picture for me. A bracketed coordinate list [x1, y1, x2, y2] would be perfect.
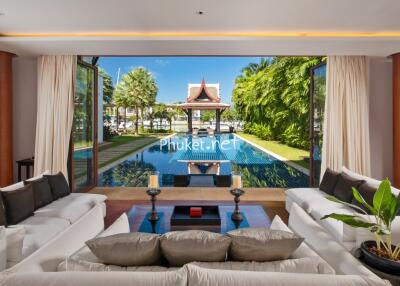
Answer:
[34, 55, 76, 178]
[321, 56, 371, 177]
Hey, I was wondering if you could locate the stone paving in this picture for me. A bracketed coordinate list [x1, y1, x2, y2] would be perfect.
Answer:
[98, 136, 160, 167]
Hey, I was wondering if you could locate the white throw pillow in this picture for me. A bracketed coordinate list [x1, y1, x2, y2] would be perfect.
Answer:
[0, 171, 51, 192]
[99, 213, 129, 237]
[342, 166, 400, 196]
[0, 182, 24, 192]
[0, 227, 6, 271]
[5, 226, 26, 267]
[25, 170, 51, 182]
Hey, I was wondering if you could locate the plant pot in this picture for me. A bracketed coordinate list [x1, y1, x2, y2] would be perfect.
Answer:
[360, 240, 400, 275]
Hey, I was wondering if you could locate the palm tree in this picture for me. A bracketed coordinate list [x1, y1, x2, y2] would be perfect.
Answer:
[165, 108, 179, 131]
[154, 103, 168, 130]
[113, 86, 129, 131]
[115, 67, 158, 134]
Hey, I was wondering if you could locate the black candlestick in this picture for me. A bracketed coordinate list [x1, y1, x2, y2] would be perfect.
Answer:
[230, 188, 245, 224]
[147, 188, 161, 223]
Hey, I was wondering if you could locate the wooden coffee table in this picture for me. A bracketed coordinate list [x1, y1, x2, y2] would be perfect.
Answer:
[126, 204, 270, 234]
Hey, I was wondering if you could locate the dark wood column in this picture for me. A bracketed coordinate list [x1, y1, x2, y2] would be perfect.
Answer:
[0, 51, 14, 187]
[187, 109, 192, 133]
[215, 109, 221, 133]
[394, 53, 400, 187]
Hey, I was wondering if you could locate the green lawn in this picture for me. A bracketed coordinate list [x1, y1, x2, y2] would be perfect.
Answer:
[99, 134, 160, 151]
[98, 134, 165, 168]
[236, 132, 309, 169]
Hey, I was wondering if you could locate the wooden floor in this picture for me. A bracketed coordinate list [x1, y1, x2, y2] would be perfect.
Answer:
[90, 187, 288, 228]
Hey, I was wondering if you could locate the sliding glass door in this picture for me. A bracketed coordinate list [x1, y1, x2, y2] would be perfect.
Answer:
[309, 62, 326, 187]
[69, 60, 98, 191]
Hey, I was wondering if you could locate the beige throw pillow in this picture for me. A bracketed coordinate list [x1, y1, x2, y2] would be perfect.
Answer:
[227, 228, 303, 262]
[160, 230, 231, 266]
[86, 232, 161, 266]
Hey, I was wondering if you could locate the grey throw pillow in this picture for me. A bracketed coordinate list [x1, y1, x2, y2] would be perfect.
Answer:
[86, 232, 161, 266]
[333, 173, 365, 202]
[160, 230, 231, 267]
[227, 228, 304, 262]
[319, 168, 340, 195]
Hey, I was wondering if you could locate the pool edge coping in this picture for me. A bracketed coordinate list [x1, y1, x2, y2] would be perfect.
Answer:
[233, 133, 310, 176]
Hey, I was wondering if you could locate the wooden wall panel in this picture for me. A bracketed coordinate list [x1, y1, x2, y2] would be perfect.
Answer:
[393, 54, 400, 188]
[0, 51, 14, 187]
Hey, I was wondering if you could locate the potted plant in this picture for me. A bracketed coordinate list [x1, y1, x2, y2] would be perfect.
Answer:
[321, 179, 400, 274]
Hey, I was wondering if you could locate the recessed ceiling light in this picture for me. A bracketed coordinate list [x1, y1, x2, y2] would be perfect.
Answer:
[196, 11, 204, 15]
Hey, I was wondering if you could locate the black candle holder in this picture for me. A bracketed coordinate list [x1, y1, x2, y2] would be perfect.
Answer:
[146, 188, 161, 223]
[230, 188, 245, 224]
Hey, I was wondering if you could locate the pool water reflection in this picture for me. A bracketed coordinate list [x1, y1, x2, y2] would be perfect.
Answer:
[98, 134, 309, 188]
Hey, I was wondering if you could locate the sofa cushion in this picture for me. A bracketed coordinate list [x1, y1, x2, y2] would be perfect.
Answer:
[4, 226, 25, 268]
[24, 177, 53, 210]
[44, 172, 70, 200]
[1, 269, 188, 286]
[58, 213, 131, 271]
[288, 203, 378, 278]
[86, 232, 161, 266]
[285, 188, 322, 213]
[160, 230, 231, 267]
[185, 264, 387, 286]
[351, 183, 376, 214]
[2, 184, 35, 225]
[333, 173, 364, 202]
[319, 168, 340, 195]
[227, 228, 303, 262]
[310, 205, 357, 242]
[34, 193, 107, 223]
[18, 216, 70, 260]
[60, 258, 176, 272]
[190, 256, 334, 274]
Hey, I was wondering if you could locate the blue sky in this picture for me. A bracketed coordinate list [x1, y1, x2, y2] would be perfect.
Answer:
[98, 57, 265, 104]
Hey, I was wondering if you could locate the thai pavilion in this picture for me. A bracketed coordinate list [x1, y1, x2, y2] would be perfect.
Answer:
[177, 79, 230, 133]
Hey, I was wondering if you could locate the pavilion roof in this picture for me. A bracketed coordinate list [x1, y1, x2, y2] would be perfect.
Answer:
[187, 79, 220, 103]
[178, 79, 230, 110]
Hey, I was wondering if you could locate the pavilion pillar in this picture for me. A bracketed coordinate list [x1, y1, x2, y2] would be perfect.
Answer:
[393, 53, 400, 187]
[0, 51, 14, 187]
[215, 109, 221, 133]
[187, 109, 193, 133]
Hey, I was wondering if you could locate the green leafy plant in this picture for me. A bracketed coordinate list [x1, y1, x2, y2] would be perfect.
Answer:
[321, 179, 400, 260]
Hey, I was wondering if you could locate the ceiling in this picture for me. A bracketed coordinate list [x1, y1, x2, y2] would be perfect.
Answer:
[1, 0, 400, 56]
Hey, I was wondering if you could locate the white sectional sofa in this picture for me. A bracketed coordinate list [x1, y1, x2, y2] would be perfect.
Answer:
[0, 173, 107, 272]
[286, 167, 400, 251]
[0, 206, 390, 286]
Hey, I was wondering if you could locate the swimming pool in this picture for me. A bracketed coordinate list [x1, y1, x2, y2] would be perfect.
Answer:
[98, 134, 309, 188]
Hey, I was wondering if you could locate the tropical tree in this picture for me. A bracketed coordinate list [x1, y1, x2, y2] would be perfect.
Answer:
[165, 108, 180, 131]
[113, 85, 129, 131]
[115, 67, 158, 134]
[154, 103, 168, 129]
[98, 67, 114, 104]
[200, 110, 215, 123]
[232, 56, 325, 149]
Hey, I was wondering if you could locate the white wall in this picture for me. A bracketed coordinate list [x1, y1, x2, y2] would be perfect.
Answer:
[12, 56, 37, 181]
[368, 56, 393, 181]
